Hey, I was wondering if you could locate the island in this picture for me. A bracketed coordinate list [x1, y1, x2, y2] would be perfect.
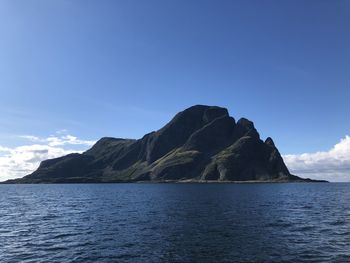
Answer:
[3, 105, 327, 183]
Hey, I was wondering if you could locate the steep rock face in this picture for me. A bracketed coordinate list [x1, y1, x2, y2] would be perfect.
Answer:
[6, 105, 322, 183]
[183, 115, 236, 153]
[202, 136, 289, 181]
[145, 105, 229, 163]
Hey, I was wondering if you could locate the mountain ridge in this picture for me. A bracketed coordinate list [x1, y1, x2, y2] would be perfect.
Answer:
[3, 105, 327, 183]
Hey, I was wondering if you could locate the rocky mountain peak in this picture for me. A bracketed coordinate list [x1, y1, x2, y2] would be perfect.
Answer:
[4, 105, 326, 183]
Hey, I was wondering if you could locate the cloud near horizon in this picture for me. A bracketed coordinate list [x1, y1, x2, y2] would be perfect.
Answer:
[19, 134, 96, 147]
[0, 132, 96, 181]
[283, 135, 350, 182]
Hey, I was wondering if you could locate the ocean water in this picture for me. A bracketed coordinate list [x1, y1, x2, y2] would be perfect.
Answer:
[0, 183, 350, 263]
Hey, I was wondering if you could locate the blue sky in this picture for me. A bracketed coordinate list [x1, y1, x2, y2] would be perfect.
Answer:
[0, 0, 349, 181]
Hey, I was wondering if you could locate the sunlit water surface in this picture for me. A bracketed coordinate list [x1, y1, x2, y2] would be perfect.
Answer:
[1, 183, 350, 262]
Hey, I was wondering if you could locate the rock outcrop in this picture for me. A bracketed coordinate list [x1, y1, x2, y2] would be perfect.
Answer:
[5, 105, 325, 183]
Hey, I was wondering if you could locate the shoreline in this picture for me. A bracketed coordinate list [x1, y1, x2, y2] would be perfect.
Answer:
[0, 179, 329, 184]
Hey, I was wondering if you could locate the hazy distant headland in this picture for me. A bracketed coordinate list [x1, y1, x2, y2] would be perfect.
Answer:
[4, 105, 327, 184]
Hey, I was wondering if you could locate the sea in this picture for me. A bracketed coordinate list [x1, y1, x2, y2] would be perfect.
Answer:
[0, 183, 349, 263]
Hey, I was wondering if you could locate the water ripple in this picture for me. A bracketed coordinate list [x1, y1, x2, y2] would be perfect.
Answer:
[1, 183, 350, 262]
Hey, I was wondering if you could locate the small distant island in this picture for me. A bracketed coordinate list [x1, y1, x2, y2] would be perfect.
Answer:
[4, 105, 327, 183]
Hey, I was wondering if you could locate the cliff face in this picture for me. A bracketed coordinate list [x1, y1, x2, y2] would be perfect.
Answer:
[7, 105, 320, 183]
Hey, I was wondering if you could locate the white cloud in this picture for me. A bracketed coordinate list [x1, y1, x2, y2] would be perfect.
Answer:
[20, 133, 96, 147]
[19, 135, 41, 142]
[0, 132, 96, 181]
[0, 146, 12, 152]
[283, 136, 350, 182]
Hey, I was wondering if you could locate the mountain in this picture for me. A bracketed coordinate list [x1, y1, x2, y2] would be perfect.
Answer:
[4, 105, 326, 183]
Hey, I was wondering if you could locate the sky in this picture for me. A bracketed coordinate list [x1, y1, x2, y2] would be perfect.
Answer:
[0, 0, 349, 181]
